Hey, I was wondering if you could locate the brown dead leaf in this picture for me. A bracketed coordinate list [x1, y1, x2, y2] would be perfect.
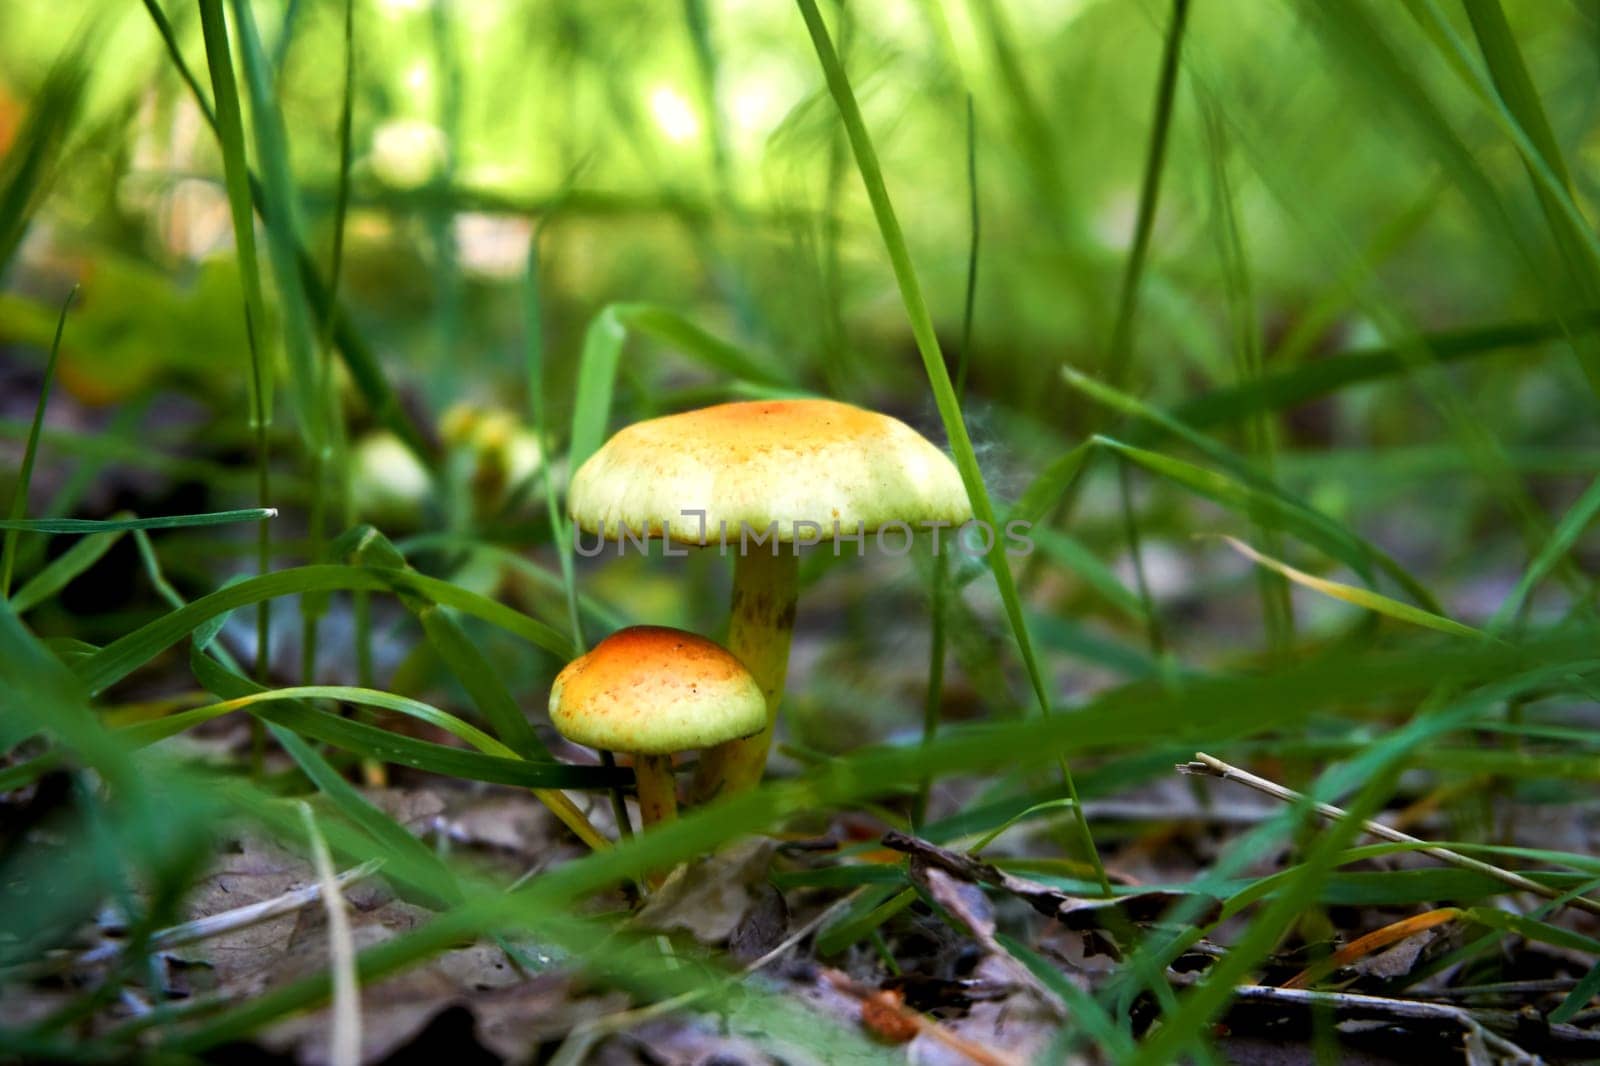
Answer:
[728, 882, 789, 963]
[634, 838, 776, 944]
[262, 962, 626, 1066]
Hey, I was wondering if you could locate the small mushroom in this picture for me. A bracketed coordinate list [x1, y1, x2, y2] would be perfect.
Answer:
[548, 625, 766, 830]
[569, 399, 971, 801]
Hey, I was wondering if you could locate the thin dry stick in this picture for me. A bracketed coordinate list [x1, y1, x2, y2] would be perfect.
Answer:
[1178, 751, 1600, 918]
[1220, 985, 1545, 1063]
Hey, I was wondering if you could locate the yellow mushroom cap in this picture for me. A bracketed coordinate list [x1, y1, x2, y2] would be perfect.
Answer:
[568, 399, 972, 544]
[549, 626, 766, 754]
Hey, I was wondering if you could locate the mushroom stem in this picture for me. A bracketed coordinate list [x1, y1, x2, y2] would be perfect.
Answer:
[633, 754, 680, 828]
[690, 548, 799, 801]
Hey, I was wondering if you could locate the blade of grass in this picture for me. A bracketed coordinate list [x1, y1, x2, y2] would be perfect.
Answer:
[1491, 474, 1600, 632]
[416, 606, 548, 758]
[339, 529, 608, 845]
[1105, 0, 1190, 389]
[1200, 94, 1293, 651]
[10, 530, 122, 615]
[197, 0, 275, 711]
[1117, 457, 1168, 657]
[186, 650, 623, 794]
[565, 303, 790, 477]
[0, 50, 86, 279]
[228, 0, 324, 450]
[1213, 535, 1484, 639]
[0, 508, 277, 534]
[916, 92, 981, 828]
[794, 0, 1109, 895]
[302, 0, 357, 688]
[141, 0, 433, 464]
[270, 724, 462, 909]
[525, 212, 631, 842]
[1174, 313, 1600, 432]
[118, 684, 508, 756]
[75, 563, 572, 695]
[1093, 433, 1443, 611]
[1, 288, 73, 597]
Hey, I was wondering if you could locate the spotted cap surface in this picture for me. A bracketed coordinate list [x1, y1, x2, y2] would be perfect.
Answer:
[568, 399, 972, 544]
[549, 626, 766, 754]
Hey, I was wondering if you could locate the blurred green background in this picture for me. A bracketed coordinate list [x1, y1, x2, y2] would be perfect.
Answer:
[1, 0, 1597, 740]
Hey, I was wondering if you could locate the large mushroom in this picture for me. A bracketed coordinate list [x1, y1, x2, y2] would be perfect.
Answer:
[549, 625, 766, 829]
[568, 398, 971, 801]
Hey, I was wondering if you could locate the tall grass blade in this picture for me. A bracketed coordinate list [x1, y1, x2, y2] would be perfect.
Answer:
[1, 288, 73, 597]
[302, 0, 358, 686]
[228, 0, 324, 449]
[795, 0, 1109, 893]
[1490, 475, 1600, 632]
[197, 0, 276, 699]
[0, 51, 86, 279]
[1105, 0, 1190, 389]
[11, 530, 122, 615]
[1214, 535, 1483, 639]
[142, 1, 433, 464]
[75, 564, 571, 695]
[270, 724, 463, 908]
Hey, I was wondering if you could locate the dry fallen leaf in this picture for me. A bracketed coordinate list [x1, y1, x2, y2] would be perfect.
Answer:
[633, 838, 777, 944]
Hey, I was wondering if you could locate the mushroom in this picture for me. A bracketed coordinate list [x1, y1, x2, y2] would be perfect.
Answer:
[568, 398, 970, 802]
[549, 625, 766, 829]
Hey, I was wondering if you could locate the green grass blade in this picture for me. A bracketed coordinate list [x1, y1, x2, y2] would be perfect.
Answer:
[1105, 0, 1190, 389]
[196, 0, 273, 426]
[794, 0, 1109, 894]
[119, 684, 510, 757]
[0, 508, 277, 534]
[1173, 314, 1600, 432]
[613, 304, 792, 387]
[1214, 535, 1483, 639]
[142, 1, 432, 465]
[997, 933, 1133, 1059]
[227, 0, 323, 449]
[0, 51, 86, 279]
[1491, 475, 1600, 632]
[1552, 960, 1600, 1024]
[1, 289, 73, 597]
[523, 237, 583, 634]
[301, 0, 358, 687]
[567, 306, 626, 475]
[1009, 440, 1095, 526]
[566, 302, 790, 478]
[417, 604, 549, 759]
[11, 530, 123, 615]
[268, 723, 463, 909]
[75, 564, 571, 695]
[196, 0, 275, 696]
[1097, 435, 1443, 612]
[187, 649, 621, 791]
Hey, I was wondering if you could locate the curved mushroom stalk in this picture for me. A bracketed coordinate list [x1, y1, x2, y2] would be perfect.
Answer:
[690, 550, 799, 802]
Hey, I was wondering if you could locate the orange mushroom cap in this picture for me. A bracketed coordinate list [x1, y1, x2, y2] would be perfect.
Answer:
[549, 626, 766, 754]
